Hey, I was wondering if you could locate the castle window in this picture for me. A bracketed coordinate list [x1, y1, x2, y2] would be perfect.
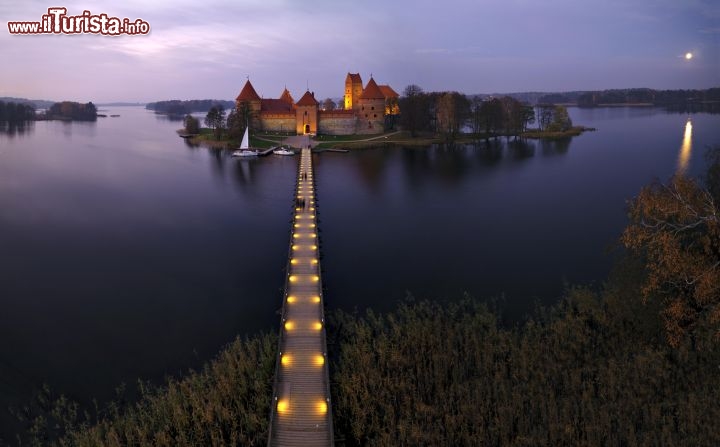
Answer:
[374, 114, 377, 118]
[371, 106, 374, 110]
[304, 111, 307, 116]
[365, 114, 368, 118]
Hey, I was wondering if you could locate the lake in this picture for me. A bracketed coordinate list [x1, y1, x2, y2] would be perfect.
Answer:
[0, 106, 718, 439]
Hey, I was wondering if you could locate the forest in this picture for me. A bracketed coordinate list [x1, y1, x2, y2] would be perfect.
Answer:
[145, 100, 235, 116]
[45, 102, 98, 121]
[0, 101, 36, 122]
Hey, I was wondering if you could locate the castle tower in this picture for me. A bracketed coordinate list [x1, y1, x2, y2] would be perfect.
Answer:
[344, 73, 363, 111]
[295, 90, 319, 135]
[279, 87, 295, 106]
[357, 77, 386, 133]
[235, 79, 262, 129]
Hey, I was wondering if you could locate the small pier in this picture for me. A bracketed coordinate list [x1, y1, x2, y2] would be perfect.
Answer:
[258, 147, 276, 156]
[268, 147, 333, 446]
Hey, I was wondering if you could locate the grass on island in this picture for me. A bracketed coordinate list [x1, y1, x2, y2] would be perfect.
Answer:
[313, 131, 438, 149]
[186, 128, 278, 150]
[313, 128, 595, 149]
[521, 126, 593, 139]
[186, 127, 595, 151]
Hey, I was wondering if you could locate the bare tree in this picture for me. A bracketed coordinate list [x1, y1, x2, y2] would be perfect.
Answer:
[322, 98, 336, 111]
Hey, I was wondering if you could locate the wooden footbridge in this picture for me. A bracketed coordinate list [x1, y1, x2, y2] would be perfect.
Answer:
[267, 147, 333, 446]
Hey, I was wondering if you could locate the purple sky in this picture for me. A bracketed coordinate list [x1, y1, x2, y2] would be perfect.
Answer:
[2, 0, 718, 102]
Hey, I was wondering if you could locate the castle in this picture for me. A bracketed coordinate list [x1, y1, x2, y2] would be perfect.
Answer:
[235, 73, 399, 135]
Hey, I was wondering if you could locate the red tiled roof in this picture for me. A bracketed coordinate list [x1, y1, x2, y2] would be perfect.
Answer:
[279, 88, 294, 105]
[379, 85, 399, 99]
[346, 73, 362, 84]
[360, 78, 385, 100]
[261, 98, 293, 112]
[236, 80, 261, 102]
[296, 90, 319, 106]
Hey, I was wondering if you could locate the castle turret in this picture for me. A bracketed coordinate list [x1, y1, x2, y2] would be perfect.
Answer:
[236, 79, 262, 129]
[357, 77, 386, 134]
[344, 73, 363, 111]
[279, 87, 295, 107]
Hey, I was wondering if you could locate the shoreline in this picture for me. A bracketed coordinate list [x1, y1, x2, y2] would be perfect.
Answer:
[178, 126, 596, 151]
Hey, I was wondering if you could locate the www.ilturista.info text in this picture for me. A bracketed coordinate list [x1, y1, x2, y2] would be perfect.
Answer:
[7, 8, 150, 35]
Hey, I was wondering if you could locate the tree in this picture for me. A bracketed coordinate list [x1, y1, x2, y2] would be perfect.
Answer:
[478, 98, 504, 137]
[322, 98, 336, 111]
[234, 101, 256, 133]
[470, 96, 484, 135]
[436, 92, 470, 143]
[622, 173, 720, 347]
[549, 105, 572, 131]
[399, 84, 426, 137]
[521, 105, 535, 132]
[499, 96, 524, 137]
[183, 114, 199, 134]
[204, 106, 226, 138]
[536, 104, 554, 131]
[226, 109, 246, 141]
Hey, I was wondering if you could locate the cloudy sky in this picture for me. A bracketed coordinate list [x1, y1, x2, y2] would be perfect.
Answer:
[1, 0, 718, 102]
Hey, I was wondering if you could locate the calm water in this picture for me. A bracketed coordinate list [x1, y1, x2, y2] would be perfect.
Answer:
[0, 106, 718, 438]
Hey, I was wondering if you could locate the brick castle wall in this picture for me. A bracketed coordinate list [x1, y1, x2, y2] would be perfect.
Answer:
[318, 111, 357, 135]
[260, 114, 295, 132]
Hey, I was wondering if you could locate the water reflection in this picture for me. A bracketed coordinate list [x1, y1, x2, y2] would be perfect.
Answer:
[153, 113, 185, 122]
[0, 121, 34, 137]
[344, 138, 577, 193]
[508, 139, 536, 159]
[540, 137, 572, 156]
[677, 118, 692, 174]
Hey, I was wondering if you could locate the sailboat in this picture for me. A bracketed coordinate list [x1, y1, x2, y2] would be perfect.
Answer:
[232, 126, 259, 157]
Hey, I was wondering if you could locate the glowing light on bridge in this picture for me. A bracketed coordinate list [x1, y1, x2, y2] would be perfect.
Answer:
[317, 400, 328, 415]
[314, 355, 325, 366]
[277, 399, 289, 414]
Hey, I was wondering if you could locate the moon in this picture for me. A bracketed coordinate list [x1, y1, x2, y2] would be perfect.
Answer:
[685, 52, 693, 60]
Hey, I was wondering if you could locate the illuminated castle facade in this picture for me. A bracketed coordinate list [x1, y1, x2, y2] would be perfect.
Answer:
[235, 73, 399, 135]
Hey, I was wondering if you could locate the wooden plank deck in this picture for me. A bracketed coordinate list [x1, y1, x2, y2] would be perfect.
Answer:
[268, 147, 333, 446]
